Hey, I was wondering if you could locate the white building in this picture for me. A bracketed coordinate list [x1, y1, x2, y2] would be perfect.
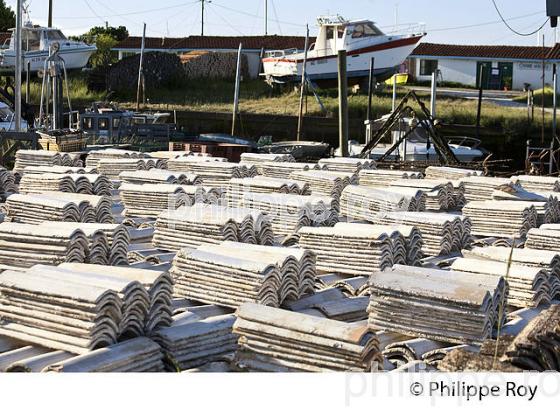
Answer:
[408, 43, 560, 91]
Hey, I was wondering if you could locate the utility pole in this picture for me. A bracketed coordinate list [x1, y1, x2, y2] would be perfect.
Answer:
[48, 0, 53, 27]
[264, 0, 268, 35]
[136, 23, 146, 111]
[15, 0, 22, 131]
[201, 0, 211, 37]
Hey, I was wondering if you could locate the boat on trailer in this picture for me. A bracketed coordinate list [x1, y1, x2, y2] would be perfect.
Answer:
[0, 11, 96, 73]
[262, 15, 425, 84]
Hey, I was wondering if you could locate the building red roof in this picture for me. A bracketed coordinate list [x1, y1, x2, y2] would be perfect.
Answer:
[411, 42, 553, 61]
[115, 35, 313, 51]
[547, 43, 560, 60]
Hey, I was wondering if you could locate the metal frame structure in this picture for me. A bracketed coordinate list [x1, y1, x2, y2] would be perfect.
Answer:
[359, 90, 460, 165]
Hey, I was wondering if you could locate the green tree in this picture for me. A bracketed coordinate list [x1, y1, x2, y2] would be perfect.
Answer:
[77, 25, 129, 44]
[0, 0, 15, 32]
[74, 25, 129, 68]
[89, 33, 118, 67]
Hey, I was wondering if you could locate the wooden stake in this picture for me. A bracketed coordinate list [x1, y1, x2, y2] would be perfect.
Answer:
[136, 23, 146, 112]
[338, 50, 349, 158]
[232, 43, 243, 136]
[296, 25, 309, 142]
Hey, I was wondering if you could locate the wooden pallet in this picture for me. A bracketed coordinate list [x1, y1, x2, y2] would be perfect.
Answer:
[39, 138, 87, 152]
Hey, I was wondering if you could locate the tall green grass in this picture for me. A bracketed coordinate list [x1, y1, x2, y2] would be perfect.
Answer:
[18, 74, 106, 106]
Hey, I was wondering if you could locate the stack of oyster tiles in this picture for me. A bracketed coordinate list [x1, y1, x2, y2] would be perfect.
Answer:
[255, 162, 321, 179]
[4, 193, 113, 224]
[118, 169, 201, 185]
[45, 337, 165, 372]
[451, 258, 553, 308]
[367, 265, 506, 345]
[358, 169, 423, 188]
[171, 242, 314, 308]
[120, 183, 201, 218]
[153, 314, 237, 371]
[40, 222, 130, 266]
[340, 185, 425, 222]
[298, 223, 417, 276]
[373, 211, 471, 256]
[233, 303, 383, 372]
[462, 200, 537, 238]
[227, 176, 310, 207]
[318, 157, 375, 173]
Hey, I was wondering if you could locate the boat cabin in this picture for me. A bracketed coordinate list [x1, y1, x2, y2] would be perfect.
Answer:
[4, 26, 69, 52]
[311, 16, 386, 56]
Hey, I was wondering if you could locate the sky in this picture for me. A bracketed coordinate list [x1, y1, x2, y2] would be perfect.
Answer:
[5, 0, 559, 46]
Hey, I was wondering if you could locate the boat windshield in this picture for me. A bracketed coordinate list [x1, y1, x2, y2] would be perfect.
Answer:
[46, 30, 66, 41]
[20, 30, 41, 51]
[349, 22, 384, 39]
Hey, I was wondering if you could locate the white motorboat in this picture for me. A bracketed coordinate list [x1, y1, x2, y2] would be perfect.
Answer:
[262, 15, 424, 84]
[0, 17, 96, 72]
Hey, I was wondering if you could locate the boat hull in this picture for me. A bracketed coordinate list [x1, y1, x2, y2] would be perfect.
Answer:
[0, 47, 96, 72]
[263, 35, 422, 84]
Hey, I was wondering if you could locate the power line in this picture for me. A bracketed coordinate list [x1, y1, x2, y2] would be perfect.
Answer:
[270, 0, 282, 35]
[211, 1, 305, 28]
[207, 4, 245, 36]
[429, 10, 545, 32]
[490, 18, 552, 44]
[491, 1, 549, 36]
[58, 1, 200, 20]
[90, 0, 167, 36]
[82, 0, 106, 24]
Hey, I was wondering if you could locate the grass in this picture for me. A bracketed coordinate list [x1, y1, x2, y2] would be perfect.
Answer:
[512, 86, 555, 108]
[15, 73, 554, 139]
[112, 79, 553, 137]
[14, 73, 107, 107]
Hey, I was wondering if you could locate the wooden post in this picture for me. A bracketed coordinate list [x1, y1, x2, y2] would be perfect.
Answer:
[476, 65, 484, 139]
[338, 50, 349, 158]
[527, 88, 531, 123]
[552, 64, 558, 174]
[542, 34, 546, 144]
[25, 60, 30, 104]
[391, 74, 397, 111]
[14, 0, 22, 132]
[232, 43, 243, 136]
[430, 70, 437, 117]
[136, 23, 146, 111]
[531, 90, 535, 122]
[367, 57, 375, 122]
[296, 25, 309, 142]
[554, 64, 558, 138]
